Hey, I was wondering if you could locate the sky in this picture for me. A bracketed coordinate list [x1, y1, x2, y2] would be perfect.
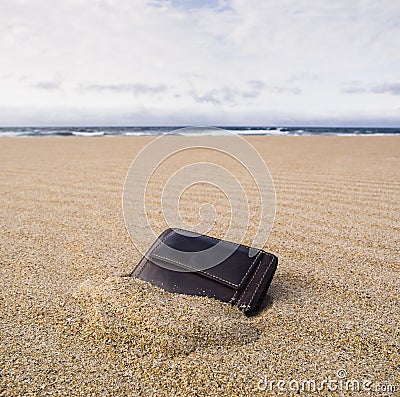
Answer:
[0, 0, 399, 126]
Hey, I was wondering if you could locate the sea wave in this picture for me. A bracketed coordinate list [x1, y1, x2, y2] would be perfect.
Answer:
[0, 126, 399, 137]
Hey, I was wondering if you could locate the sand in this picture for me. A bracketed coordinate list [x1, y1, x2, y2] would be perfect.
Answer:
[0, 136, 399, 396]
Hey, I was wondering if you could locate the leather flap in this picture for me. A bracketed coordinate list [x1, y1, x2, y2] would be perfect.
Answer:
[147, 228, 263, 291]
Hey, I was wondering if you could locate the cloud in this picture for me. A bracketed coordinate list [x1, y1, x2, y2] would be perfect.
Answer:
[371, 83, 400, 95]
[190, 81, 300, 105]
[241, 80, 265, 98]
[1, 103, 399, 127]
[286, 73, 322, 83]
[0, 0, 399, 125]
[81, 83, 169, 95]
[152, 0, 227, 11]
[266, 86, 302, 95]
[33, 81, 62, 90]
[342, 86, 366, 94]
[191, 87, 237, 105]
[343, 83, 400, 95]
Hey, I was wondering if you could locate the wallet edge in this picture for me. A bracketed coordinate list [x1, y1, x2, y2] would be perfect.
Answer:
[235, 253, 278, 315]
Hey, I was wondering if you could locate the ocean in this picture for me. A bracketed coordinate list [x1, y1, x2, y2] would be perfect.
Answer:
[0, 126, 399, 137]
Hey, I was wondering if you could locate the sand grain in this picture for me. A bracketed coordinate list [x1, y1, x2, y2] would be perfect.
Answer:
[0, 136, 399, 396]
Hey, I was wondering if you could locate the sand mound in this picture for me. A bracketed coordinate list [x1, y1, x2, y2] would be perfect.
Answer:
[73, 276, 260, 358]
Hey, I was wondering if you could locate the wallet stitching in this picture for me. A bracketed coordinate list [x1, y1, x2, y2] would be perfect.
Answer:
[151, 250, 262, 288]
[238, 254, 275, 309]
[135, 229, 175, 278]
[150, 228, 263, 288]
[151, 252, 237, 287]
[230, 289, 240, 304]
[239, 251, 262, 285]
[247, 254, 275, 307]
[237, 257, 262, 305]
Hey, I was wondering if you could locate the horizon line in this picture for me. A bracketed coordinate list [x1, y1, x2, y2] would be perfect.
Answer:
[0, 124, 399, 129]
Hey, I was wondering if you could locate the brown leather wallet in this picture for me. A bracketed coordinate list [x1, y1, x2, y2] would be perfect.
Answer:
[131, 228, 278, 315]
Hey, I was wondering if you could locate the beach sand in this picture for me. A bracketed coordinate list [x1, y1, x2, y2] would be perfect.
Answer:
[0, 136, 399, 396]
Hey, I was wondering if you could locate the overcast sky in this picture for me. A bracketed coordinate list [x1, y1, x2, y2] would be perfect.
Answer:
[1, 0, 399, 126]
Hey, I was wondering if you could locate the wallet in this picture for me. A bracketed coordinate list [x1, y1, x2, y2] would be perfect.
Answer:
[131, 228, 278, 315]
